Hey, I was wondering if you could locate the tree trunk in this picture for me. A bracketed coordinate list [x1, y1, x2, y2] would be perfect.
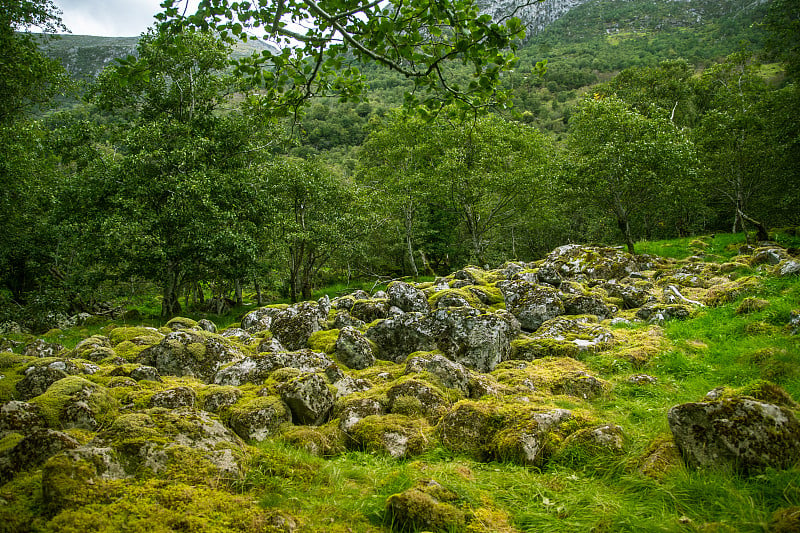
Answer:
[405, 230, 418, 278]
[254, 278, 263, 306]
[234, 279, 243, 306]
[161, 265, 182, 317]
[618, 217, 635, 255]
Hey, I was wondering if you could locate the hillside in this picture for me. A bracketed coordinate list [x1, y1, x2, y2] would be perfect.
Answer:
[1, 236, 799, 531]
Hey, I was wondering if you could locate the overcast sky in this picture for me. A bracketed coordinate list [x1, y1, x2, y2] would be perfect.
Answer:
[53, 0, 200, 37]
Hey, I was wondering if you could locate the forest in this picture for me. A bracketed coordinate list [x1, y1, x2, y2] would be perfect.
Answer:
[1, 0, 798, 325]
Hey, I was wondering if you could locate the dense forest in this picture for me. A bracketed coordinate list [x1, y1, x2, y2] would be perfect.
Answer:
[1, 0, 798, 328]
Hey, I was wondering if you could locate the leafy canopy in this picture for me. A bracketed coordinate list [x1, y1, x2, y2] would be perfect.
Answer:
[157, 0, 539, 114]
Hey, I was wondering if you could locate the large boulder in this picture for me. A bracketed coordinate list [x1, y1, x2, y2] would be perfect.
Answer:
[541, 244, 653, 281]
[668, 398, 800, 472]
[270, 299, 329, 350]
[0, 401, 45, 431]
[23, 339, 65, 358]
[348, 414, 434, 458]
[137, 330, 246, 382]
[0, 428, 79, 484]
[213, 350, 334, 386]
[385, 480, 467, 532]
[240, 306, 284, 333]
[335, 326, 375, 370]
[387, 281, 430, 313]
[278, 372, 335, 425]
[229, 396, 292, 442]
[365, 312, 439, 363]
[500, 280, 565, 332]
[29, 376, 118, 431]
[405, 353, 472, 395]
[432, 307, 520, 372]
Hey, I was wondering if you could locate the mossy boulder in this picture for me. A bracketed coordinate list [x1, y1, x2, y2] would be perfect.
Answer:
[405, 352, 472, 395]
[491, 408, 573, 466]
[349, 414, 435, 458]
[137, 329, 246, 382]
[385, 479, 468, 531]
[511, 316, 613, 360]
[541, 244, 653, 280]
[705, 276, 761, 307]
[499, 280, 564, 332]
[635, 303, 692, 324]
[387, 280, 431, 313]
[148, 386, 197, 409]
[229, 395, 292, 441]
[0, 400, 45, 431]
[601, 279, 656, 309]
[638, 436, 682, 479]
[200, 385, 243, 413]
[71, 335, 114, 362]
[492, 357, 606, 399]
[349, 298, 389, 323]
[281, 423, 347, 457]
[436, 400, 511, 461]
[0, 428, 79, 484]
[23, 339, 65, 358]
[386, 378, 450, 420]
[335, 396, 386, 431]
[99, 407, 245, 478]
[213, 350, 334, 386]
[334, 326, 375, 370]
[554, 424, 626, 467]
[15, 365, 69, 400]
[433, 307, 520, 372]
[241, 305, 285, 332]
[30, 376, 118, 430]
[668, 398, 800, 472]
[278, 372, 335, 425]
[270, 299, 329, 351]
[365, 312, 439, 363]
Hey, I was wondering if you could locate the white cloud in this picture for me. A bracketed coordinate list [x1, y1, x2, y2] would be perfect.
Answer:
[53, 0, 200, 37]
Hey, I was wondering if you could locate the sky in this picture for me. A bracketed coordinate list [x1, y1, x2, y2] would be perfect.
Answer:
[52, 0, 200, 37]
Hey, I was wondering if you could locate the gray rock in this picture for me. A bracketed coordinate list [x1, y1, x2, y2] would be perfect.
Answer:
[433, 307, 520, 372]
[668, 398, 800, 472]
[0, 428, 79, 483]
[779, 260, 800, 277]
[332, 309, 365, 329]
[23, 339, 64, 358]
[365, 312, 439, 363]
[129, 365, 162, 382]
[0, 401, 45, 432]
[137, 330, 246, 382]
[229, 397, 291, 441]
[256, 336, 285, 353]
[15, 366, 68, 400]
[387, 281, 430, 313]
[149, 387, 197, 409]
[271, 301, 328, 350]
[387, 379, 449, 420]
[202, 387, 243, 413]
[602, 280, 655, 309]
[221, 327, 253, 344]
[72, 335, 114, 362]
[240, 306, 283, 333]
[500, 280, 565, 332]
[335, 398, 385, 432]
[213, 350, 334, 386]
[197, 319, 217, 332]
[335, 326, 375, 370]
[562, 294, 613, 320]
[405, 353, 472, 395]
[350, 299, 389, 323]
[636, 303, 691, 324]
[278, 373, 335, 425]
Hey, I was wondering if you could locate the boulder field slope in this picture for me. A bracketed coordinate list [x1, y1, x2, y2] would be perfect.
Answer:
[1, 242, 800, 532]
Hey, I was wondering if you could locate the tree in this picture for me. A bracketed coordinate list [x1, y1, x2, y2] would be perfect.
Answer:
[693, 52, 776, 238]
[91, 27, 276, 316]
[0, 0, 70, 124]
[569, 95, 699, 254]
[159, 0, 537, 113]
[266, 157, 371, 301]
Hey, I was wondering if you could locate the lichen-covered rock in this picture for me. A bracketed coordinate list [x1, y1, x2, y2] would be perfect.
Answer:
[23, 339, 65, 358]
[542, 244, 654, 280]
[349, 414, 434, 458]
[72, 335, 114, 362]
[349, 299, 389, 323]
[137, 329, 246, 382]
[99, 407, 244, 478]
[240, 306, 283, 333]
[636, 303, 692, 324]
[511, 316, 613, 360]
[165, 316, 199, 330]
[491, 408, 573, 466]
[433, 307, 520, 372]
[385, 479, 467, 531]
[562, 293, 613, 320]
[753, 247, 788, 266]
[228, 396, 291, 441]
[278, 372, 335, 425]
[0, 428, 79, 483]
[149, 386, 197, 409]
[256, 336, 285, 353]
[668, 398, 800, 472]
[601, 279, 655, 309]
[387, 378, 449, 420]
[30, 376, 118, 431]
[331, 309, 365, 330]
[0, 400, 45, 432]
[438, 400, 507, 461]
[365, 312, 439, 363]
[221, 327, 253, 344]
[213, 350, 334, 386]
[500, 280, 564, 332]
[638, 436, 681, 479]
[15, 365, 69, 400]
[387, 281, 430, 313]
[405, 353, 472, 395]
[201, 386, 243, 413]
[270, 300, 328, 350]
[107, 326, 164, 361]
[281, 423, 347, 457]
[335, 326, 375, 370]
[557, 424, 626, 466]
[335, 397, 385, 432]
[197, 319, 217, 332]
[778, 259, 800, 277]
[129, 365, 162, 382]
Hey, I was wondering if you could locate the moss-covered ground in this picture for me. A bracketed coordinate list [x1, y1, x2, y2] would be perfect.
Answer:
[1, 234, 799, 532]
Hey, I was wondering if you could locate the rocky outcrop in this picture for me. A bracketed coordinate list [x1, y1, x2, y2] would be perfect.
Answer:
[668, 398, 800, 472]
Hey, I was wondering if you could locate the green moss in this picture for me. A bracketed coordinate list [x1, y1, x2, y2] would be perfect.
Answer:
[385, 482, 468, 532]
[428, 287, 484, 309]
[349, 414, 435, 458]
[280, 422, 347, 457]
[511, 336, 581, 360]
[705, 276, 761, 307]
[107, 326, 164, 347]
[30, 376, 119, 428]
[41, 453, 121, 516]
[307, 329, 340, 354]
[0, 469, 47, 532]
[637, 435, 682, 479]
[0, 431, 24, 453]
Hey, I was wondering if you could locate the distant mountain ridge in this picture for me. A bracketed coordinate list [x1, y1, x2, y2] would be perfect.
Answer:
[40, 34, 277, 80]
